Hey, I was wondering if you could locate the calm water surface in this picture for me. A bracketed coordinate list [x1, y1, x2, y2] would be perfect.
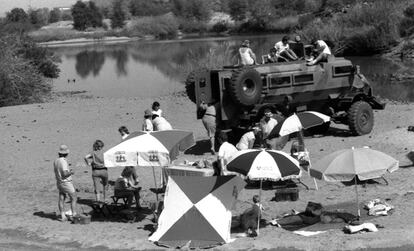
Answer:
[50, 35, 414, 101]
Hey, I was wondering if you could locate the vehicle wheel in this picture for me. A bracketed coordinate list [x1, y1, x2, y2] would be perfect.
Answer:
[348, 101, 374, 135]
[230, 68, 262, 106]
[185, 70, 198, 103]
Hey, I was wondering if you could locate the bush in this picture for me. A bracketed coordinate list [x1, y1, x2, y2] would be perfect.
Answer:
[211, 21, 228, 33]
[178, 18, 208, 33]
[300, 0, 402, 55]
[399, 17, 414, 37]
[0, 35, 52, 106]
[126, 14, 178, 38]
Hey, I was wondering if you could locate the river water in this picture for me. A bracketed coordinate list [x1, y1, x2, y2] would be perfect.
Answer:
[50, 34, 414, 102]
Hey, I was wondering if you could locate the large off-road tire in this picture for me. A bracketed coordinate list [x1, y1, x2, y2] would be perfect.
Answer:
[348, 101, 374, 135]
[184, 70, 198, 103]
[230, 68, 262, 106]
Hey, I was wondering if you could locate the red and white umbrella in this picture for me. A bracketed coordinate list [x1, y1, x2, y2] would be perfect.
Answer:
[268, 111, 330, 138]
[104, 130, 195, 167]
[226, 149, 302, 181]
[226, 149, 301, 235]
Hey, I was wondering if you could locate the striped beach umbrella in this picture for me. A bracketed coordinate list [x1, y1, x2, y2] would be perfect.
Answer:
[226, 149, 302, 181]
[104, 130, 195, 167]
[269, 111, 330, 138]
[149, 175, 246, 248]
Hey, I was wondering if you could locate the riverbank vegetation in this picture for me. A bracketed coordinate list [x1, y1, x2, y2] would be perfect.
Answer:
[0, 14, 60, 106]
[10, 0, 410, 57]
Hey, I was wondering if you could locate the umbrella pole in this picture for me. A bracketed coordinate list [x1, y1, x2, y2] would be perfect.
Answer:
[151, 166, 159, 203]
[355, 177, 360, 218]
[257, 179, 262, 236]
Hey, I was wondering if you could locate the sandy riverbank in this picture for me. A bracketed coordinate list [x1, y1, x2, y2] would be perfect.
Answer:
[1, 93, 414, 250]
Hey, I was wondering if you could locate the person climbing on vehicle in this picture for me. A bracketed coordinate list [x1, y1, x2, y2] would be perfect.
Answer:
[274, 36, 298, 61]
[307, 39, 332, 66]
[238, 40, 258, 66]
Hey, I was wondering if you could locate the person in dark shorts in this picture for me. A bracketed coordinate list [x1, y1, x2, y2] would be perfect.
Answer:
[84, 140, 108, 202]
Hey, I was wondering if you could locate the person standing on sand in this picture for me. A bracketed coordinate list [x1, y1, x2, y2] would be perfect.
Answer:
[84, 140, 108, 202]
[199, 101, 218, 154]
[54, 145, 77, 221]
[152, 101, 163, 117]
[259, 108, 278, 149]
[142, 109, 154, 132]
[118, 126, 129, 140]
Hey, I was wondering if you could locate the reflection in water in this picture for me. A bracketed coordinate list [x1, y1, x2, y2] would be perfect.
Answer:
[109, 50, 129, 77]
[51, 36, 414, 101]
[75, 50, 105, 78]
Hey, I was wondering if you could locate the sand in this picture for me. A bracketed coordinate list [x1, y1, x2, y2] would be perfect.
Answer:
[1, 93, 414, 250]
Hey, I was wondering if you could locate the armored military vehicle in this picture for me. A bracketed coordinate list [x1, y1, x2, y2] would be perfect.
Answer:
[186, 47, 385, 137]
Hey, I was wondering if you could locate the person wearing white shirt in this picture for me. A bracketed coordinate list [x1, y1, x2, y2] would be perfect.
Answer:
[260, 108, 279, 149]
[217, 132, 238, 175]
[239, 40, 258, 66]
[236, 127, 260, 150]
[152, 101, 163, 117]
[274, 36, 298, 61]
[142, 109, 154, 132]
[307, 39, 332, 65]
[152, 114, 172, 131]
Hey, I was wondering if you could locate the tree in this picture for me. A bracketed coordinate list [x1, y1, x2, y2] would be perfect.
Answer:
[28, 8, 49, 27]
[111, 0, 126, 29]
[87, 1, 103, 28]
[228, 0, 248, 21]
[49, 8, 61, 23]
[72, 1, 89, 30]
[172, 0, 211, 21]
[6, 8, 28, 23]
[249, 0, 275, 30]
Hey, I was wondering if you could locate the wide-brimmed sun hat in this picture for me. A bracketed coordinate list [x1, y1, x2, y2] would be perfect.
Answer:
[144, 109, 152, 116]
[58, 145, 69, 154]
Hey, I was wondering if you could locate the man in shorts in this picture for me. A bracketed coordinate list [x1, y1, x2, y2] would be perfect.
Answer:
[54, 145, 77, 221]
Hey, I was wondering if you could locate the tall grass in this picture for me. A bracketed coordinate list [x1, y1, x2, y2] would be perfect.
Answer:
[180, 42, 238, 80]
[300, 0, 406, 55]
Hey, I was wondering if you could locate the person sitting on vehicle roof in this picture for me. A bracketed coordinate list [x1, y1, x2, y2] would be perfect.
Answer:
[265, 47, 288, 63]
[307, 39, 332, 66]
[274, 36, 298, 61]
[239, 40, 259, 66]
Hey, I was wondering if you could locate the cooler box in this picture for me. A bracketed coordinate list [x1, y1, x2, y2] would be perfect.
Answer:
[274, 187, 299, 202]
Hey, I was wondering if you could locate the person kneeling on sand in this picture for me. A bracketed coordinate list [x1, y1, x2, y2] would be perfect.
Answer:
[240, 195, 265, 237]
[152, 114, 172, 131]
[54, 145, 77, 221]
[114, 166, 141, 210]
